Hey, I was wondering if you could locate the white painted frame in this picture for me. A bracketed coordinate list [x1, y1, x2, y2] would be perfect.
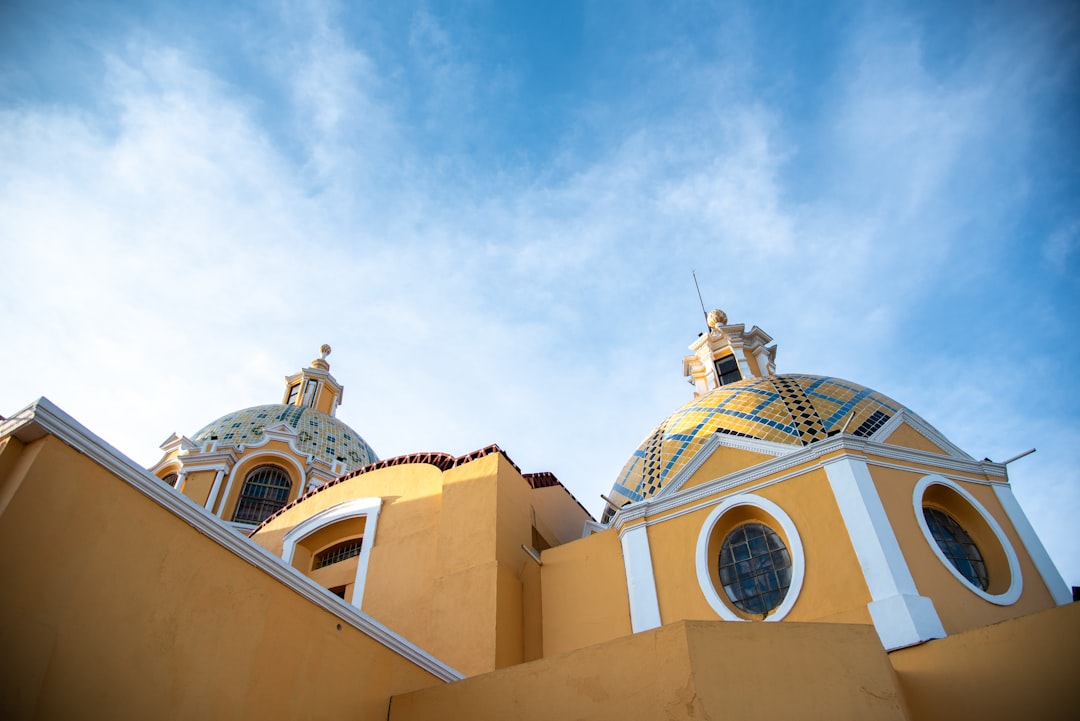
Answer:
[281, 497, 383, 610]
[825, 458, 946, 650]
[619, 524, 662, 632]
[695, 494, 805, 622]
[913, 475, 1022, 606]
[218, 450, 307, 518]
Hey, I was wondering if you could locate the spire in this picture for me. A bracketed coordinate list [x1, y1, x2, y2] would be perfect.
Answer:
[683, 310, 777, 398]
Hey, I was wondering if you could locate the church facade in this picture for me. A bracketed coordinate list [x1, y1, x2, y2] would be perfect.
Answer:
[1, 313, 1075, 719]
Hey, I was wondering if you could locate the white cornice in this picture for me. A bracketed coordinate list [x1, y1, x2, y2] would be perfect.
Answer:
[610, 433, 1007, 532]
[654, 433, 795, 501]
[877, 410, 973, 461]
[0, 398, 463, 684]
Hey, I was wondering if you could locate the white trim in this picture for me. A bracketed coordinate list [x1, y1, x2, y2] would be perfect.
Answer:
[825, 458, 945, 650]
[281, 497, 383, 610]
[618, 524, 662, 632]
[0, 398, 462, 683]
[612, 434, 1006, 533]
[204, 469, 225, 511]
[655, 433, 794, 500]
[694, 494, 805, 622]
[992, 484, 1071, 605]
[880, 410, 974, 461]
[913, 475, 1022, 605]
[581, 520, 607, 537]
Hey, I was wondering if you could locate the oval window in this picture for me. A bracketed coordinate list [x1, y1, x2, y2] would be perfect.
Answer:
[718, 522, 793, 614]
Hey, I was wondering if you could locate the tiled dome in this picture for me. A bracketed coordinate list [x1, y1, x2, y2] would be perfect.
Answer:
[193, 404, 377, 471]
[609, 374, 908, 511]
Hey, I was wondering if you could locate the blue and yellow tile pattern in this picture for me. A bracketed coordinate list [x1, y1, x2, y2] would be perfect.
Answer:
[193, 404, 378, 471]
[609, 374, 902, 509]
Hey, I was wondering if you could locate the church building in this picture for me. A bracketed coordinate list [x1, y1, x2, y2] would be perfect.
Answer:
[1, 312, 1075, 719]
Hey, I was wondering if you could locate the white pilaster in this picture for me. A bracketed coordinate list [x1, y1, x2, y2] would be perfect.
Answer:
[619, 523, 662, 633]
[993, 484, 1072, 605]
[825, 457, 946, 650]
[204, 469, 225, 511]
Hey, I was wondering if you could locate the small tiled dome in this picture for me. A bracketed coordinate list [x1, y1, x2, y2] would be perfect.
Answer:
[609, 374, 911, 511]
[193, 404, 377, 471]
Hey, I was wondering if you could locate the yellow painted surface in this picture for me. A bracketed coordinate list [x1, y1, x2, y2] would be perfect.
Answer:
[870, 464, 1056, 633]
[178, 467, 216, 506]
[677, 443, 773, 491]
[539, 529, 631, 657]
[890, 602, 1080, 721]
[647, 465, 873, 625]
[882, 422, 949, 455]
[255, 451, 558, 678]
[0, 436, 442, 721]
[390, 620, 909, 721]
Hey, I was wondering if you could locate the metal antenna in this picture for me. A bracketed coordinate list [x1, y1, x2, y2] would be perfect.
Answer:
[692, 270, 709, 329]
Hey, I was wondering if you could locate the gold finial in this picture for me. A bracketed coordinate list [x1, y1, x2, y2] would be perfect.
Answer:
[706, 309, 728, 331]
[311, 344, 332, 370]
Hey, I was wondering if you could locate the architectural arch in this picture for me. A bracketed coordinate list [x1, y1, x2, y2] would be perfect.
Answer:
[281, 497, 383, 610]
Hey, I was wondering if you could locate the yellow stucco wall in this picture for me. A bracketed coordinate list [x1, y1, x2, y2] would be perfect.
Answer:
[0, 435, 443, 721]
[883, 422, 949, 455]
[646, 463, 873, 626]
[389, 620, 909, 721]
[539, 528, 632, 657]
[869, 463, 1056, 633]
[889, 602, 1080, 721]
[252, 451, 555, 678]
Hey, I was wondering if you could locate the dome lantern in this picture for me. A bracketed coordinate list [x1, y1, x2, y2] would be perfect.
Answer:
[683, 309, 777, 397]
[283, 344, 344, 417]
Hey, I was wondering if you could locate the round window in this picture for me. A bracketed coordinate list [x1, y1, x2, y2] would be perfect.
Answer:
[922, 506, 988, 591]
[718, 522, 793, 614]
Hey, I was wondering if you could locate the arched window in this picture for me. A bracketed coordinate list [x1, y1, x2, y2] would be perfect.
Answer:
[232, 465, 292, 524]
[161, 472, 179, 487]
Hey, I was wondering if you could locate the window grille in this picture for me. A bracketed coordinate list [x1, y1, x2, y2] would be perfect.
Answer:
[313, 539, 363, 569]
[718, 522, 792, 615]
[232, 465, 291, 524]
[923, 507, 989, 590]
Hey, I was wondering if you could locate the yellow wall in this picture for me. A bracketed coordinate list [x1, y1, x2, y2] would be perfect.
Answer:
[539, 529, 631, 656]
[0, 435, 443, 721]
[389, 620, 909, 721]
[645, 464, 873, 626]
[869, 463, 1056, 633]
[677, 443, 773, 491]
[882, 422, 950, 455]
[253, 451, 555, 678]
[890, 602, 1080, 721]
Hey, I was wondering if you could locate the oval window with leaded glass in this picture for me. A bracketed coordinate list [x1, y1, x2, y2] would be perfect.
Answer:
[718, 522, 792, 615]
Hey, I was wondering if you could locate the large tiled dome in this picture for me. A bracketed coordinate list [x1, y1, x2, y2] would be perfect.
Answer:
[193, 404, 377, 471]
[609, 374, 909, 511]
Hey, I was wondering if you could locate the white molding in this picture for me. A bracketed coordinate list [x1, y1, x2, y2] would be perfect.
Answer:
[612, 434, 1006, 533]
[581, 520, 607, 537]
[281, 497, 383, 610]
[825, 457, 945, 650]
[0, 398, 462, 683]
[992, 484, 1072, 605]
[880, 410, 974, 461]
[694, 494, 805, 622]
[204, 469, 225, 511]
[655, 433, 794, 501]
[618, 524, 662, 632]
[913, 475, 1022, 605]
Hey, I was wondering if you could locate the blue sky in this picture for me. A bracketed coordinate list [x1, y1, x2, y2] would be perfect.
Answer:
[1, 1, 1077, 583]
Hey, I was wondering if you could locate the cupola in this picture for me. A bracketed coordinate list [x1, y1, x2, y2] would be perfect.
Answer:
[283, 344, 344, 416]
[683, 309, 777, 397]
